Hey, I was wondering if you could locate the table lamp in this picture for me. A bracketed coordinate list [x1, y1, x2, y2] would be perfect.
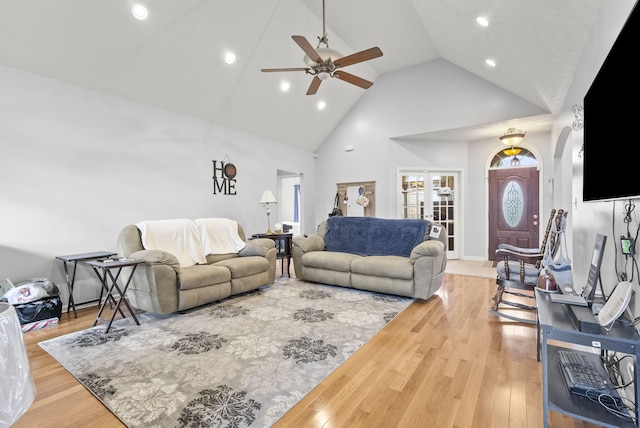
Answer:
[259, 190, 278, 234]
[0, 303, 36, 427]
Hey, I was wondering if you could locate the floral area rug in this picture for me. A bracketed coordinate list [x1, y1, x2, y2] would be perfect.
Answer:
[39, 278, 413, 427]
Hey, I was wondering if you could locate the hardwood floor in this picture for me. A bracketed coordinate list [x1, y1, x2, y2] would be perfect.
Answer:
[13, 269, 599, 427]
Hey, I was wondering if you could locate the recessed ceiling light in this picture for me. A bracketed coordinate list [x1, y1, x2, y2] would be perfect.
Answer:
[476, 16, 489, 27]
[317, 100, 326, 110]
[485, 59, 496, 67]
[280, 81, 290, 92]
[224, 52, 236, 64]
[131, 4, 148, 20]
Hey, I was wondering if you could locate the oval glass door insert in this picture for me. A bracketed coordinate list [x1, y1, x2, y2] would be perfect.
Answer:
[502, 181, 524, 227]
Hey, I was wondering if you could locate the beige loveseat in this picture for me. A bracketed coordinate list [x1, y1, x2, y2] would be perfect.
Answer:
[117, 218, 276, 314]
[292, 217, 447, 300]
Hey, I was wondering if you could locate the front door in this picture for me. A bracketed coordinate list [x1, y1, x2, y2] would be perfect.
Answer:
[488, 167, 540, 261]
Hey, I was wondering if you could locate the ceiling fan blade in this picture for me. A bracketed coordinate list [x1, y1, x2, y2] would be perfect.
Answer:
[306, 76, 322, 95]
[292, 35, 323, 64]
[334, 71, 373, 89]
[334, 47, 383, 68]
[261, 67, 309, 72]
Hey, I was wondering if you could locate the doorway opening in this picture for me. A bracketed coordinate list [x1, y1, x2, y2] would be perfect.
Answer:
[487, 146, 541, 261]
[277, 170, 302, 237]
[397, 169, 460, 260]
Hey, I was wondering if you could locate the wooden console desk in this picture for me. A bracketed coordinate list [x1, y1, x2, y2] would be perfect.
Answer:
[536, 288, 640, 427]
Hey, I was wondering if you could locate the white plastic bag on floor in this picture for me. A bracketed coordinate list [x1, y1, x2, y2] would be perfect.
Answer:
[3, 284, 49, 305]
[2, 278, 58, 305]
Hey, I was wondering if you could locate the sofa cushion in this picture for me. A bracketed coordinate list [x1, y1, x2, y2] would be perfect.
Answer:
[351, 256, 414, 280]
[177, 265, 231, 290]
[324, 217, 429, 257]
[496, 260, 540, 284]
[215, 256, 270, 278]
[205, 253, 238, 264]
[302, 251, 361, 272]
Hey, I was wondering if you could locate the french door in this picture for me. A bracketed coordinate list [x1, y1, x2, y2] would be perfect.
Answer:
[397, 169, 459, 259]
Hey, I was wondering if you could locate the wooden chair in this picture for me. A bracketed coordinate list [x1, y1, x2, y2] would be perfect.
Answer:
[489, 209, 564, 324]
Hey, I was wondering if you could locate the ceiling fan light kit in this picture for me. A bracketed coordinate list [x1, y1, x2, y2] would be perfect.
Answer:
[303, 47, 342, 67]
[261, 0, 382, 95]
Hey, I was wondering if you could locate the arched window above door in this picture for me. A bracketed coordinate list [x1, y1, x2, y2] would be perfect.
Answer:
[490, 147, 538, 168]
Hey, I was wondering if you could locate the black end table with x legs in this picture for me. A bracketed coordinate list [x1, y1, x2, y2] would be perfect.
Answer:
[85, 258, 143, 333]
[252, 233, 293, 277]
[56, 251, 117, 318]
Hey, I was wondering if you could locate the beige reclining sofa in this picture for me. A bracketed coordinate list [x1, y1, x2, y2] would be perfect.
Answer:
[292, 217, 447, 300]
[117, 218, 276, 314]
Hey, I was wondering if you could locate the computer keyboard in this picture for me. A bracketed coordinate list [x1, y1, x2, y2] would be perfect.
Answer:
[558, 349, 611, 397]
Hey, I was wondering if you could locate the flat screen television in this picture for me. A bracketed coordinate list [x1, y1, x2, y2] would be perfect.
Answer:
[583, 1, 640, 202]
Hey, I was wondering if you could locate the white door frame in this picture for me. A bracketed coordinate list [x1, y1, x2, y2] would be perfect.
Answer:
[397, 167, 462, 260]
[277, 170, 302, 236]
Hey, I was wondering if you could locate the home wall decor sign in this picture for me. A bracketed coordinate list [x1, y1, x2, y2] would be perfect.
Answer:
[212, 159, 237, 195]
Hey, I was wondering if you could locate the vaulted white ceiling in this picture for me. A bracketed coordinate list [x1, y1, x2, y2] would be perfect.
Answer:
[0, 0, 602, 151]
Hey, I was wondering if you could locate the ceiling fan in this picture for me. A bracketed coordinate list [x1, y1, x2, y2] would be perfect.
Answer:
[261, 0, 383, 95]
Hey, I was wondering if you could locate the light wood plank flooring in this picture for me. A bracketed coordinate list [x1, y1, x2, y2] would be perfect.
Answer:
[13, 267, 599, 427]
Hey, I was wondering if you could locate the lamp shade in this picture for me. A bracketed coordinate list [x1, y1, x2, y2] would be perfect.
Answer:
[0, 303, 36, 427]
[503, 147, 522, 157]
[259, 190, 277, 205]
[500, 128, 526, 145]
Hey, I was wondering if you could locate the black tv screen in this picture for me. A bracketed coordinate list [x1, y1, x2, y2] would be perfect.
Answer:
[583, 1, 640, 202]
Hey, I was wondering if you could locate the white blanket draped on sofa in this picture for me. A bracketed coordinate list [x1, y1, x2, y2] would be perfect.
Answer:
[194, 218, 246, 255]
[136, 219, 207, 267]
[136, 218, 247, 268]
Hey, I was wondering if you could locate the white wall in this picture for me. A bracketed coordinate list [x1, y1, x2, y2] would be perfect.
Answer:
[315, 58, 550, 259]
[0, 65, 316, 306]
[547, 4, 639, 400]
[553, 0, 637, 298]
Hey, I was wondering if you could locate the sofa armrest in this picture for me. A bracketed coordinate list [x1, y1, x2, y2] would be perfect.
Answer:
[292, 234, 325, 253]
[239, 238, 275, 257]
[124, 250, 180, 315]
[291, 234, 325, 281]
[411, 240, 447, 300]
[129, 249, 180, 270]
[410, 240, 445, 260]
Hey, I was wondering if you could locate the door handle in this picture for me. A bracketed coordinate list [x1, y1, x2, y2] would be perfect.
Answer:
[533, 221, 538, 226]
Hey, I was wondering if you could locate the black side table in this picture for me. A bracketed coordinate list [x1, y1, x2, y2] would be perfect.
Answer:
[252, 233, 293, 277]
[85, 258, 143, 333]
[56, 251, 117, 318]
